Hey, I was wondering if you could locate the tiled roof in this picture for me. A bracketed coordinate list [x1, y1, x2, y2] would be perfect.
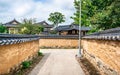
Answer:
[4, 19, 20, 25]
[0, 34, 40, 45]
[0, 34, 80, 45]
[36, 21, 53, 28]
[52, 24, 90, 31]
[39, 35, 79, 39]
[82, 27, 120, 40]
[3, 19, 20, 27]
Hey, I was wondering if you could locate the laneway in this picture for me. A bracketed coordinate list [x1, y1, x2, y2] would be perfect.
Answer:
[29, 49, 85, 75]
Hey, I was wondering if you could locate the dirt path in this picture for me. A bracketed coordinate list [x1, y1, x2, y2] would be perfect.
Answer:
[29, 49, 85, 75]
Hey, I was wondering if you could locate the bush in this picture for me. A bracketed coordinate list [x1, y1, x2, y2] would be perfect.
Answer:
[38, 51, 43, 56]
[0, 24, 8, 33]
[22, 61, 32, 69]
[19, 19, 44, 34]
[50, 31, 57, 34]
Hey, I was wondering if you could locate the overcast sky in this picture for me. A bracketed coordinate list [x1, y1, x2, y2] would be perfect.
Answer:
[0, 0, 75, 25]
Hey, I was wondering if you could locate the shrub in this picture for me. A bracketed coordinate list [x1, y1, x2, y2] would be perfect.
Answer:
[19, 19, 44, 34]
[22, 61, 32, 69]
[0, 24, 8, 33]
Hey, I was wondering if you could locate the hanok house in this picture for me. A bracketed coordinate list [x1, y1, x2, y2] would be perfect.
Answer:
[3, 19, 20, 34]
[52, 24, 90, 36]
[3, 19, 53, 35]
[35, 21, 54, 35]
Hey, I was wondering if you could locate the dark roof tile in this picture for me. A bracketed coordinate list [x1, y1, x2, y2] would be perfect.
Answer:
[4, 19, 20, 25]
[52, 24, 90, 31]
[82, 27, 120, 40]
[0, 34, 40, 45]
[35, 21, 53, 28]
[3, 19, 20, 27]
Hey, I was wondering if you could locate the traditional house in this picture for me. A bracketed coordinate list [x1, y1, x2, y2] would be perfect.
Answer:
[35, 21, 54, 35]
[3, 19, 20, 34]
[52, 24, 90, 36]
[3, 19, 53, 34]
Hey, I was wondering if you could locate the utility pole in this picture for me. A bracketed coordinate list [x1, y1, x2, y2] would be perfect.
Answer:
[77, 0, 82, 57]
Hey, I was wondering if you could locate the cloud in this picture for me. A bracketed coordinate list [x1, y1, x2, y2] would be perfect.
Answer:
[0, 0, 75, 25]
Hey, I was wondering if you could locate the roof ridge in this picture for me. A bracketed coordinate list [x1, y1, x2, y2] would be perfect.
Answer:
[4, 19, 20, 25]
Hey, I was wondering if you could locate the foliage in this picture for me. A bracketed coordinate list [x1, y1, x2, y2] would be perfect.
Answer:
[38, 51, 43, 56]
[93, 0, 120, 30]
[0, 24, 8, 33]
[72, 0, 120, 32]
[71, 0, 94, 26]
[22, 61, 32, 69]
[50, 31, 57, 34]
[48, 12, 65, 26]
[19, 19, 44, 34]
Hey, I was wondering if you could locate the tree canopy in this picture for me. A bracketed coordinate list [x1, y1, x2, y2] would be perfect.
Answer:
[0, 24, 7, 33]
[19, 19, 44, 34]
[72, 0, 120, 32]
[48, 12, 65, 26]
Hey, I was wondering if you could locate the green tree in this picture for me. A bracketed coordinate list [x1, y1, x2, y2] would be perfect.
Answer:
[48, 12, 65, 26]
[19, 19, 44, 34]
[72, 0, 120, 32]
[90, 0, 115, 31]
[0, 24, 7, 33]
[93, 0, 120, 30]
[71, 0, 94, 26]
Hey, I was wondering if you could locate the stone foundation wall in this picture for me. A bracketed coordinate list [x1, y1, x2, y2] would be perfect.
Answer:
[81, 39, 120, 75]
[0, 40, 39, 74]
[39, 38, 78, 48]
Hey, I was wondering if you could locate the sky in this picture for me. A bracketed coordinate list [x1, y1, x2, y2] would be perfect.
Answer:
[0, 0, 75, 25]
